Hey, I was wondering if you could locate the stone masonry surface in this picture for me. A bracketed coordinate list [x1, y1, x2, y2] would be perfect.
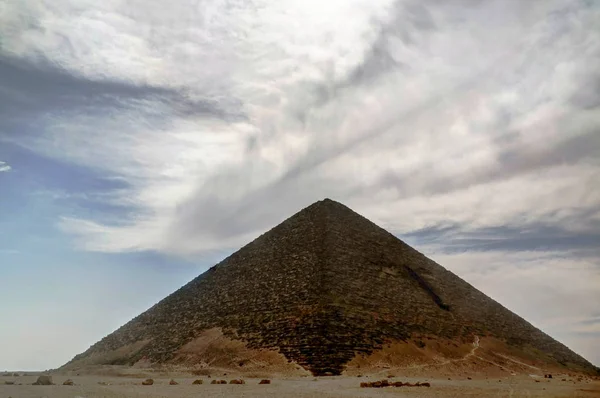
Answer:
[63, 199, 599, 376]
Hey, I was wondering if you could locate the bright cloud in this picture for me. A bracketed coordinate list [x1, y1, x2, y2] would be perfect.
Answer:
[3, 0, 598, 255]
[0, 161, 11, 172]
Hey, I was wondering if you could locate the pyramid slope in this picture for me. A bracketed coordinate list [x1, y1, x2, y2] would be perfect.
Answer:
[63, 199, 598, 375]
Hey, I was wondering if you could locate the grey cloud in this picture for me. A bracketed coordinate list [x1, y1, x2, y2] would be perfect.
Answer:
[570, 76, 600, 110]
[443, 226, 598, 255]
[342, 2, 433, 87]
[579, 316, 600, 326]
[169, 0, 600, 253]
[170, 169, 335, 245]
[495, 130, 600, 170]
[344, 38, 405, 88]
[361, 128, 600, 200]
[256, 104, 600, 209]
[275, 1, 440, 127]
[170, 163, 600, 258]
[403, 220, 600, 257]
[278, 65, 492, 184]
[0, 55, 244, 138]
[171, 126, 600, 253]
[6, 0, 592, 259]
[264, 1, 598, 188]
[170, 73, 482, 243]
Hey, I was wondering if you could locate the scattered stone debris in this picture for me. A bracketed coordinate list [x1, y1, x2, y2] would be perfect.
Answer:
[169, 379, 178, 385]
[360, 380, 430, 388]
[229, 379, 245, 384]
[361, 380, 388, 388]
[259, 379, 271, 384]
[32, 375, 54, 385]
[141, 378, 154, 385]
[210, 379, 227, 384]
[192, 379, 204, 384]
[4, 381, 15, 385]
[544, 374, 553, 379]
[63, 379, 74, 385]
[467, 377, 472, 380]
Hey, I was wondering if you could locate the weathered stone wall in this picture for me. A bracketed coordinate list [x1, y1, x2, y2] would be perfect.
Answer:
[64, 199, 598, 376]
[318, 200, 594, 372]
[67, 201, 330, 371]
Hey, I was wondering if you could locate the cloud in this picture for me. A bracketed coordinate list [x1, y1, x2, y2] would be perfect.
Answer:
[0, 55, 242, 124]
[2, 0, 598, 256]
[0, 161, 11, 172]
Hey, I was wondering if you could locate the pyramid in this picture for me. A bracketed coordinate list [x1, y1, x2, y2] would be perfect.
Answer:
[64, 199, 598, 375]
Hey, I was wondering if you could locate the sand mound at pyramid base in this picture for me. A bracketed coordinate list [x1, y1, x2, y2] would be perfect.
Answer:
[345, 336, 592, 378]
[172, 328, 310, 376]
[64, 328, 310, 377]
[63, 339, 151, 369]
[66, 331, 594, 379]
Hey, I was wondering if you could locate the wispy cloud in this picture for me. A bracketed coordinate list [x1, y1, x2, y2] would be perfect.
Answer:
[3, 0, 596, 256]
[0, 161, 11, 172]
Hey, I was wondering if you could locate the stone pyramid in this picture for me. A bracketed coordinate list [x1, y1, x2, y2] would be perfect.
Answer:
[63, 199, 597, 375]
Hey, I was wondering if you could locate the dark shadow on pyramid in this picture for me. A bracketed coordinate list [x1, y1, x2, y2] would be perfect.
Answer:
[63, 199, 599, 376]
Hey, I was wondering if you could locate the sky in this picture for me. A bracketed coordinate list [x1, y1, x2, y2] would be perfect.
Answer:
[0, 0, 599, 371]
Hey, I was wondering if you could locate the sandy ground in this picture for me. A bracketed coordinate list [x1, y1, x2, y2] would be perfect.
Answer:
[2, 374, 599, 398]
[44, 332, 599, 397]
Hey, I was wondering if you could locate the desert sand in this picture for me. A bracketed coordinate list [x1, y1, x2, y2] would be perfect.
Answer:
[2, 371, 599, 398]
[6, 331, 598, 397]
[5, 332, 599, 397]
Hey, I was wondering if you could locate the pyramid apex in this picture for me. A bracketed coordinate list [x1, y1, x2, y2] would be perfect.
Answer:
[302, 198, 352, 214]
[316, 197, 343, 206]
